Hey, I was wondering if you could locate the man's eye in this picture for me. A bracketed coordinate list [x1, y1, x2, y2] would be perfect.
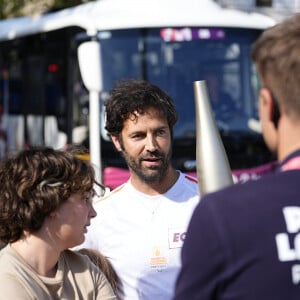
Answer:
[157, 129, 166, 136]
[132, 133, 143, 139]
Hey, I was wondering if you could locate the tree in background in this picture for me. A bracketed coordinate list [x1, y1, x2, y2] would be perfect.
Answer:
[0, 0, 92, 19]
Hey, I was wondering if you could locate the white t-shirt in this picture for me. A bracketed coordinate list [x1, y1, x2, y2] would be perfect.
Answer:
[81, 171, 200, 300]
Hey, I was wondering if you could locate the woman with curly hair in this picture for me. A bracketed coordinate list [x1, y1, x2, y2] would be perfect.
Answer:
[0, 147, 116, 299]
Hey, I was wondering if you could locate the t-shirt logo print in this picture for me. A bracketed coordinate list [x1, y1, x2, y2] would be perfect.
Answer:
[149, 245, 167, 272]
[275, 206, 300, 284]
[168, 227, 186, 249]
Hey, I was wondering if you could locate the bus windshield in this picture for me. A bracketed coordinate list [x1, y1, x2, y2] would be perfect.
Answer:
[99, 27, 261, 138]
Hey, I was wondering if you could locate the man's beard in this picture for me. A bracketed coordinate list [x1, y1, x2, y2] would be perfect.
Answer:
[121, 148, 172, 183]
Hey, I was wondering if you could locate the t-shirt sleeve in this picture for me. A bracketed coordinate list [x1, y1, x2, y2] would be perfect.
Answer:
[63, 250, 118, 300]
[0, 274, 32, 299]
[95, 270, 117, 300]
[173, 195, 227, 300]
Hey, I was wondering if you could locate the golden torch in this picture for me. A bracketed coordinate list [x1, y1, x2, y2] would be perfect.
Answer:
[194, 80, 233, 195]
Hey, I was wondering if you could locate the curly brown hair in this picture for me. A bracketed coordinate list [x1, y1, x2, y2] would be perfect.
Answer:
[105, 79, 178, 137]
[0, 147, 96, 244]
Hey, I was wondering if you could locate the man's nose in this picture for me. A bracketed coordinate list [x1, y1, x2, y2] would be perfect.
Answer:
[145, 135, 158, 152]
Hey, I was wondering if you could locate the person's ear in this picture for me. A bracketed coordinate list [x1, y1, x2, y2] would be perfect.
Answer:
[259, 87, 280, 128]
[111, 134, 122, 152]
[259, 87, 279, 152]
[270, 97, 280, 129]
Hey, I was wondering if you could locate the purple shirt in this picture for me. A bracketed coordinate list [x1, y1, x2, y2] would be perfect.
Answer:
[173, 150, 300, 300]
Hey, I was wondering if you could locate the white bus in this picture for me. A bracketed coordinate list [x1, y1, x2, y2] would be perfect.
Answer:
[0, 0, 276, 188]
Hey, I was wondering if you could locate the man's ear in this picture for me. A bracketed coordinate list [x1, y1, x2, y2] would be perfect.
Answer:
[270, 97, 280, 129]
[260, 87, 279, 127]
[111, 134, 122, 152]
[259, 88, 273, 122]
[259, 87, 279, 152]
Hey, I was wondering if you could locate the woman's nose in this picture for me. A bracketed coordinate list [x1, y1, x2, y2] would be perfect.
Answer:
[89, 204, 97, 219]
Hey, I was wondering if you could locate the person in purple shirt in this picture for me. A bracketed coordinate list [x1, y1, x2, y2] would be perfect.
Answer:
[173, 13, 300, 300]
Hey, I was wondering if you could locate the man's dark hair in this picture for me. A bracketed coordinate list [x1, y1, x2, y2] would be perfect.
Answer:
[105, 79, 178, 137]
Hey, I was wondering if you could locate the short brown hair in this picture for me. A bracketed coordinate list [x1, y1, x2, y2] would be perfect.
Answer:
[251, 13, 300, 117]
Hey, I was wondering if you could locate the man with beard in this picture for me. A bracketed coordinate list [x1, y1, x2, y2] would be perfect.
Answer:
[79, 79, 200, 300]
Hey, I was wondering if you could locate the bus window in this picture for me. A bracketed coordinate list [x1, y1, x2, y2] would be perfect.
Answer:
[99, 29, 142, 90]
